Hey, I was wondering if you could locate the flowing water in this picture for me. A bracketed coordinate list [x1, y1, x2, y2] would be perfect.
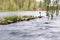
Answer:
[0, 15, 60, 40]
[0, 11, 46, 17]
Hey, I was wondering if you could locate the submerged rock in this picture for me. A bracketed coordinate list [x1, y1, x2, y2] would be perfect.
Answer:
[10, 32, 20, 35]
[44, 22, 50, 24]
[38, 16, 43, 18]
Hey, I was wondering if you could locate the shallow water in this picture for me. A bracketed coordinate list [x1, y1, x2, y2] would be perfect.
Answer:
[0, 11, 46, 17]
[0, 15, 60, 40]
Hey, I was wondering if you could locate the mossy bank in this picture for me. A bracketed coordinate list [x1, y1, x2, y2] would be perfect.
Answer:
[0, 15, 43, 25]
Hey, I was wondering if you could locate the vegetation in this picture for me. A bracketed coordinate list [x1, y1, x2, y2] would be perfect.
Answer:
[0, 0, 60, 11]
[44, 0, 51, 20]
[0, 15, 37, 25]
[0, 0, 60, 20]
[39, 1, 47, 10]
[42, 0, 60, 20]
[0, 0, 36, 11]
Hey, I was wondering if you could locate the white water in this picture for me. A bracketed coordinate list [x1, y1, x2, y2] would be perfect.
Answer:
[0, 11, 60, 40]
[0, 11, 46, 17]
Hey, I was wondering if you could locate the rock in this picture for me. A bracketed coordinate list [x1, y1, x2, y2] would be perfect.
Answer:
[10, 32, 20, 35]
[38, 16, 43, 18]
[44, 22, 50, 24]
[27, 18, 30, 21]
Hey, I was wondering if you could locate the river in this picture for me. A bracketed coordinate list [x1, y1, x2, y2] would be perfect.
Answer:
[0, 14, 60, 40]
[0, 11, 46, 17]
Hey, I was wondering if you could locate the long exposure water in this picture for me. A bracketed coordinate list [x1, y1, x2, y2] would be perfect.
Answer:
[0, 15, 60, 40]
[0, 11, 46, 17]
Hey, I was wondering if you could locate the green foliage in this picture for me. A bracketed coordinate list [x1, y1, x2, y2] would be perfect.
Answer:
[0, 15, 35, 25]
[4, 16, 18, 22]
[44, 0, 51, 4]
[0, 0, 36, 11]
[22, 15, 34, 19]
[39, 1, 47, 10]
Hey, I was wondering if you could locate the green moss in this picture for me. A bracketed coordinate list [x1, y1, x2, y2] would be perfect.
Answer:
[0, 15, 35, 25]
[4, 16, 18, 22]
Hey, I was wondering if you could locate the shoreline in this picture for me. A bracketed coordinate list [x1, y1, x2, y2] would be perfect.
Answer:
[0, 15, 43, 25]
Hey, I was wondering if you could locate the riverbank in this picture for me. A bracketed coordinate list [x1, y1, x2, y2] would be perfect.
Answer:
[0, 15, 43, 25]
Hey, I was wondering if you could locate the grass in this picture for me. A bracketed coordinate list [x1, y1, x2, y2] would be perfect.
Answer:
[0, 15, 36, 25]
